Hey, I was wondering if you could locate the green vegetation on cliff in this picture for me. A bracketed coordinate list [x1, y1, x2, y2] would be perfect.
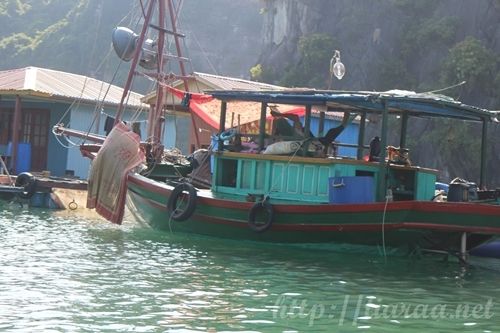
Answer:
[0, 0, 262, 90]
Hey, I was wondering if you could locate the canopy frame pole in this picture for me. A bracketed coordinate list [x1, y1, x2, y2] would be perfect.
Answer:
[480, 118, 488, 188]
[377, 100, 389, 201]
[357, 112, 367, 160]
[258, 102, 268, 151]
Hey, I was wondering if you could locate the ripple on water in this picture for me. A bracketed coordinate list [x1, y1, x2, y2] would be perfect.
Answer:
[0, 203, 500, 332]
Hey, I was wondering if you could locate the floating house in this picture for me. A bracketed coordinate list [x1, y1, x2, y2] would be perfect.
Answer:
[0, 66, 145, 179]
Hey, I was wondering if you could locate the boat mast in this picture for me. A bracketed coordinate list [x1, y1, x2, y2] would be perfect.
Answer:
[144, 0, 201, 151]
[166, 0, 201, 149]
[115, 0, 200, 152]
[167, 0, 188, 89]
[114, 0, 157, 125]
[148, 0, 166, 156]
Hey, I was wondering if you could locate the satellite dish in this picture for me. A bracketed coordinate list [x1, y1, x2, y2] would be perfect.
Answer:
[112, 27, 138, 62]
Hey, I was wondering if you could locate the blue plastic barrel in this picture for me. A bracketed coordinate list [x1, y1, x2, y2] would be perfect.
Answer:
[6, 142, 32, 173]
[329, 176, 375, 204]
[470, 241, 500, 258]
[435, 182, 449, 194]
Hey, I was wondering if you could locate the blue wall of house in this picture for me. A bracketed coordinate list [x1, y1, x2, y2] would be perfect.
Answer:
[66, 104, 148, 179]
[165, 113, 190, 153]
[65, 103, 99, 179]
[298, 116, 360, 157]
[46, 102, 70, 177]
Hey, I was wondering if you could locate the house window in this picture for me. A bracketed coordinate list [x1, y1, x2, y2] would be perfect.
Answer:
[0, 109, 13, 145]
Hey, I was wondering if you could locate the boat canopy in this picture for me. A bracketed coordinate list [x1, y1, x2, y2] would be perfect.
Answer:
[208, 88, 497, 191]
[208, 89, 497, 122]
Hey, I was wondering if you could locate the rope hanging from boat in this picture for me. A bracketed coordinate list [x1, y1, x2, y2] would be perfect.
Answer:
[381, 194, 389, 263]
[51, 127, 83, 149]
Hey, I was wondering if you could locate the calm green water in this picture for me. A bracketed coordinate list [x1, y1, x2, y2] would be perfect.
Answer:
[1, 201, 499, 332]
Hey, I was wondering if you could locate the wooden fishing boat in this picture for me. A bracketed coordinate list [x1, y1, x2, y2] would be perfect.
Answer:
[54, 0, 500, 260]
[125, 89, 500, 260]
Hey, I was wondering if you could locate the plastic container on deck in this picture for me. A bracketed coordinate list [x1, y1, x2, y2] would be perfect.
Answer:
[329, 176, 375, 204]
[448, 181, 478, 202]
[447, 183, 469, 202]
[435, 182, 449, 194]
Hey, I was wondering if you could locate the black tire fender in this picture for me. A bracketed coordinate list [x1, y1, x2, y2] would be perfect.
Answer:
[167, 183, 197, 221]
[248, 200, 274, 233]
[15, 172, 37, 199]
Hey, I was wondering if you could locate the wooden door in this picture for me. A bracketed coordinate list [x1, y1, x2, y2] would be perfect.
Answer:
[21, 109, 50, 172]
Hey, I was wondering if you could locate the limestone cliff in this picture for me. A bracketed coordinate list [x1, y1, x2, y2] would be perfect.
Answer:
[258, 0, 500, 107]
[257, 0, 500, 185]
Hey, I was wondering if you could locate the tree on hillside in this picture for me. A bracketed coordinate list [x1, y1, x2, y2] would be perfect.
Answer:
[441, 37, 499, 107]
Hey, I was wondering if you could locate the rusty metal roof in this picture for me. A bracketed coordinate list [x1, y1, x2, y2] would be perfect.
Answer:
[193, 72, 284, 91]
[0, 66, 145, 108]
[142, 71, 284, 104]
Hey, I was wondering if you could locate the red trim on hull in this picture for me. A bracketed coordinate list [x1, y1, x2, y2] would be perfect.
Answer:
[190, 215, 500, 234]
[412, 201, 500, 216]
[396, 222, 500, 234]
[128, 173, 255, 209]
[128, 173, 171, 196]
[271, 222, 500, 234]
[277, 200, 500, 216]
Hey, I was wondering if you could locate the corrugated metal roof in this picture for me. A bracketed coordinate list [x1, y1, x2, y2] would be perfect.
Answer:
[142, 72, 284, 104]
[193, 72, 284, 91]
[0, 66, 144, 108]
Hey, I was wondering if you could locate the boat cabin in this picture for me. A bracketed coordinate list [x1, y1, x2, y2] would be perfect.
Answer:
[208, 90, 495, 203]
[214, 151, 437, 203]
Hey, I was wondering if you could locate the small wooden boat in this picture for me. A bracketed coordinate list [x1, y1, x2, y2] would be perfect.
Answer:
[0, 172, 89, 210]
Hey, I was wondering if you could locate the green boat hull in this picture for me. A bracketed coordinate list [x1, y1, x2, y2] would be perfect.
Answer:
[127, 174, 498, 253]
